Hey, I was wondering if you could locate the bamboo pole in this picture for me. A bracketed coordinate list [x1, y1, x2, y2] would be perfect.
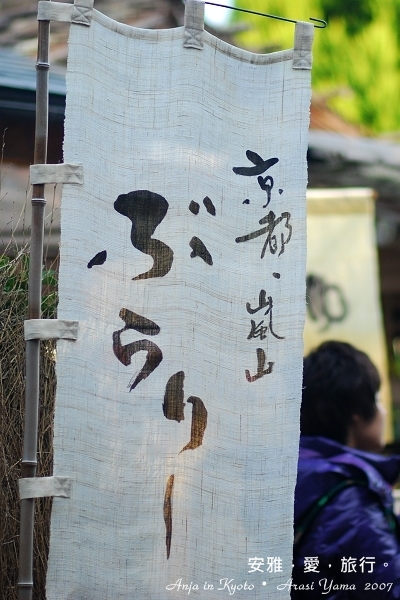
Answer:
[18, 8, 50, 600]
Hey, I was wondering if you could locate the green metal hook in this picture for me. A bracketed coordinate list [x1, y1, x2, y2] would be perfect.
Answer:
[309, 17, 327, 29]
[204, 3, 327, 29]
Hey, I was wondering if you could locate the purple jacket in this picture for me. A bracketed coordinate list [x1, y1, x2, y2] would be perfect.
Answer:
[291, 436, 400, 599]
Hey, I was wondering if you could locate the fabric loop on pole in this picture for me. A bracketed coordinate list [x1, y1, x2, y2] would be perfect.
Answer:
[19, 477, 72, 500]
[24, 319, 79, 341]
[37, 0, 93, 25]
[30, 163, 83, 185]
[38, 1, 73, 22]
[293, 21, 314, 70]
[184, 0, 205, 49]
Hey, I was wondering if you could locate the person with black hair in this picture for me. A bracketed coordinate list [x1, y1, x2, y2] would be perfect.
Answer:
[291, 341, 400, 599]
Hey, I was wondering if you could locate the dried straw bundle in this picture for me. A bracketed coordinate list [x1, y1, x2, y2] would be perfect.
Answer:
[0, 247, 57, 600]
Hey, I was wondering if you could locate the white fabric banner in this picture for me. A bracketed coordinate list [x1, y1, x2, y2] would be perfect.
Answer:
[304, 188, 392, 438]
[46, 10, 312, 599]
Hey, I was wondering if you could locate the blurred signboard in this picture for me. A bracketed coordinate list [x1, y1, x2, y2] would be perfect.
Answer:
[304, 188, 392, 439]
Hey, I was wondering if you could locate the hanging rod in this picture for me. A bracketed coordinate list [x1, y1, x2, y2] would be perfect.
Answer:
[204, 3, 327, 28]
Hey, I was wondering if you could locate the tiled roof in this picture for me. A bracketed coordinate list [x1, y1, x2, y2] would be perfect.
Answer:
[0, 47, 65, 93]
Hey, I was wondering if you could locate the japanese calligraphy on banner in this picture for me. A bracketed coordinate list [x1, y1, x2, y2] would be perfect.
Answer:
[304, 188, 392, 439]
[46, 9, 312, 599]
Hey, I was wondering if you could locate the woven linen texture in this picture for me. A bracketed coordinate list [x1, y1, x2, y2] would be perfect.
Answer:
[46, 11, 311, 599]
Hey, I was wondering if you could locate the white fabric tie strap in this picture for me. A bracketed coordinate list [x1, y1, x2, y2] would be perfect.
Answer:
[72, 0, 94, 26]
[184, 0, 205, 50]
[24, 319, 79, 341]
[293, 21, 314, 70]
[38, 1, 74, 23]
[38, 0, 93, 26]
[19, 477, 71, 500]
[30, 163, 83, 185]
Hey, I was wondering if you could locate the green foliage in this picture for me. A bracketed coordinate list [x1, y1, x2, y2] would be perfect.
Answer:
[233, 0, 400, 133]
[320, 0, 375, 36]
[0, 248, 57, 600]
[0, 254, 57, 317]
